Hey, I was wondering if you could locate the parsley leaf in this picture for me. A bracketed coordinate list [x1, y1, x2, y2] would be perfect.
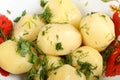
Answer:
[0, 28, 7, 41]
[17, 38, 38, 64]
[56, 42, 64, 51]
[40, 0, 48, 8]
[14, 10, 26, 22]
[65, 54, 72, 65]
[40, 7, 52, 23]
[77, 60, 97, 79]
[26, 68, 38, 80]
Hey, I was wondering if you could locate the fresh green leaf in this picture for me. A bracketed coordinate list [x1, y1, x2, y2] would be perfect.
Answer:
[55, 42, 64, 51]
[76, 70, 82, 77]
[40, 0, 48, 8]
[40, 7, 52, 23]
[14, 10, 26, 22]
[65, 54, 72, 65]
[48, 63, 61, 72]
[77, 60, 97, 79]
[26, 68, 38, 80]
[17, 38, 38, 64]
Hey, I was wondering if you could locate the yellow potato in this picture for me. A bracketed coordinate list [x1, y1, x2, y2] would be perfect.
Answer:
[37, 24, 82, 56]
[12, 14, 45, 41]
[80, 12, 115, 52]
[0, 40, 33, 74]
[34, 56, 62, 80]
[44, 0, 82, 29]
[47, 65, 86, 80]
[72, 46, 103, 80]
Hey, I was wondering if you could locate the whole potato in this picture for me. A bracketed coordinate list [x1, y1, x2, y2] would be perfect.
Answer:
[43, 0, 82, 29]
[37, 24, 82, 56]
[12, 15, 45, 41]
[47, 64, 86, 80]
[72, 46, 103, 80]
[80, 12, 115, 52]
[0, 40, 33, 74]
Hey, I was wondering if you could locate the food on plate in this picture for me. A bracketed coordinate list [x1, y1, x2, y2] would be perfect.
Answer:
[37, 23, 82, 56]
[47, 64, 86, 80]
[34, 56, 63, 80]
[105, 40, 120, 77]
[0, 40, 33, 74]
[80, 12, 115, 52]
[0, 14, 13, 43]
[42, 0, 82, 29]
[71, 46, 103, 80]
[12, 14, 45, 41]
[112, 11, 120, 39]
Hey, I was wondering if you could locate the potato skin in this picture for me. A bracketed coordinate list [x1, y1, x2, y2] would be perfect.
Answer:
[47, 65, 86, 80]
[45, 0, 82, 29]
[12, 15, 45, 41]
[0, 40, 33, 74]
[80, 12, 115, 52]
[37, 24, 82, 56]
[72, 46, 103, 80]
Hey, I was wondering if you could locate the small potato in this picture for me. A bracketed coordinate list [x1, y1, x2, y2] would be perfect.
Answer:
[72, 46, 103, 80]
[12, 14, 45, 41]
[0, 40, 33, 74]
[80, 12, 115, 52]
[34, 56, 63, 80]
[44, 0, 82, 29]
[37, 24, 82, 56]
[47, 64, 86, 80]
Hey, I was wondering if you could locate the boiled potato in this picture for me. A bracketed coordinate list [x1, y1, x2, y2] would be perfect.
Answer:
[80, 12, 115, 52]
[44, 0, 82, 29]
[72, 46, 103, 80]
[37, 24, 82, 56]
[0, 40, 33, 74]
[12, 14, 45, 41]
[47, 64, 86, 80]
[34, 56, 63, 80]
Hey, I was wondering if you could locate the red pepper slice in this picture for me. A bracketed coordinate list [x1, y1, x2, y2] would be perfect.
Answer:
[106, 44, 120, 76]
[112, 12, 120, 38]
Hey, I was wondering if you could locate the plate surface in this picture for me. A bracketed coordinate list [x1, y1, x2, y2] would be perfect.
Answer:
[0, 0, 120, 80]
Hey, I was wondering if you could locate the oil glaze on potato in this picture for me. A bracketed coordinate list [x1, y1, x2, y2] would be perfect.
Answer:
[0, 40, 33, 74]
[12, 15, 45, 41]
[47, 65, 86, 80]
[37, 24, 82, 56]
[45, 0, 82, 29]
[80, 12, 115, 52]
[72, 46, 103, 80]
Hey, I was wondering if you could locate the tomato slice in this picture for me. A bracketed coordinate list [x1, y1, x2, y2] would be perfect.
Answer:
[112, 12, 120, 38]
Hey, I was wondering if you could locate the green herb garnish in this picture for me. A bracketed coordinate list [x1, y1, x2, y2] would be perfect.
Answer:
[14, 10, 26, 22]
[0, 28, 7, 41]
[40, 7, 52, 23]
[17, 38, 38, 64]
[40, 0, 48, 8]
[65, 54, 72, 65]
[77, 60, 97, 79]
[56, 42, 64, 51]
[26, 68, 38, 80]
[6, 10, 11, 14]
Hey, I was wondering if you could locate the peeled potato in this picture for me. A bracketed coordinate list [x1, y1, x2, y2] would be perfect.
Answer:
[0, 40, 33, 74]
[72, 46, 103, 80]
[44, 0, 82, 29]
[47, 64, 86, 80]
[34, 56, 62, 80]
[37, 24, 82, 56]
[12, 14, 45, 41]
[80, 12, 115, 52]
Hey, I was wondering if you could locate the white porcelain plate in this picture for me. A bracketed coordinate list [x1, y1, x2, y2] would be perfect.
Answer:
[0, 0, 120, 80]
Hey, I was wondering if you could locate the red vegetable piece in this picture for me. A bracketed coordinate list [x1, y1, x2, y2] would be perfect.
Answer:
[112, 12, 120, 38]
[106, 45, 120, 76]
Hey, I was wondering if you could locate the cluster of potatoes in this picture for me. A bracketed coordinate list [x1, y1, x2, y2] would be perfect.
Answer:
[0, 0, 115, 80]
